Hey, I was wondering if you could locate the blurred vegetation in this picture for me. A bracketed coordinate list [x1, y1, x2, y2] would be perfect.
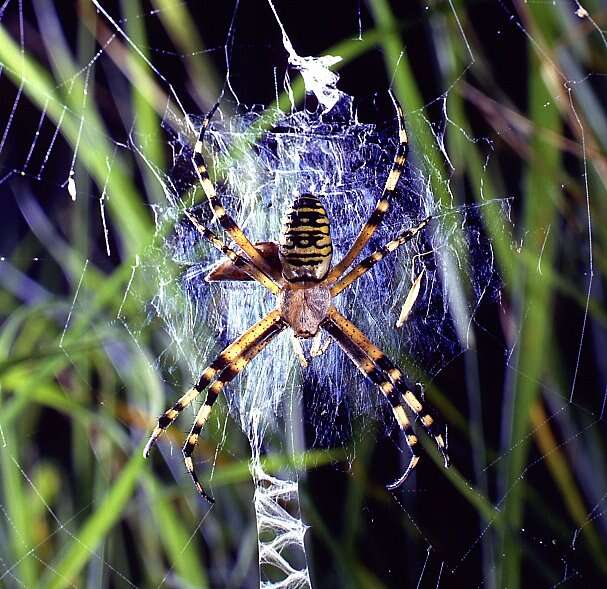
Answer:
[1, 1, 607, 588]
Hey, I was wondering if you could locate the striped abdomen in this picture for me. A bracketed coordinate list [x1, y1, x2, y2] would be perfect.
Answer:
[279, 194, 333, 283]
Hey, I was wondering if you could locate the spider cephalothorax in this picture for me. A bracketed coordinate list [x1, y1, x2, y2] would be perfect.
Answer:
[144, 96, 449, 503]
[277, 284, 332, 338]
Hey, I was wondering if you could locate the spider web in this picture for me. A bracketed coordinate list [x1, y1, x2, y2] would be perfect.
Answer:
[0, 1, 605, 588]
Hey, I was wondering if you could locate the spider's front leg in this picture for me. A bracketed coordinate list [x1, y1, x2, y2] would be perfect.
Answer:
[182, 326, 284, 502]
[321, 307, 449, 487]
[144, 310, 286, 502]
[321, 313, 421, 485]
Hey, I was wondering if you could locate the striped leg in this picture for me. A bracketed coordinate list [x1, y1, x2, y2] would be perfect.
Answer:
[321, 315, 420, 487]
[143, 310, 285, 458]
[192, 105, 273, 276]
[325, 308, 448, 468]
[184, 209, 280, 294]
[326, 92, 409, 282]
[386, 405, 421, 490]
[182, 319, 287, 503]
[330, 217, 430, 296]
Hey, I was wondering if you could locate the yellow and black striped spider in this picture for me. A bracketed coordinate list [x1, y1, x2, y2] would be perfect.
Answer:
[144, 97, 449, 502]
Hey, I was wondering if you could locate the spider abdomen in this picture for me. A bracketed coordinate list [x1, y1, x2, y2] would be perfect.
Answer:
[279, 194, 333, 282]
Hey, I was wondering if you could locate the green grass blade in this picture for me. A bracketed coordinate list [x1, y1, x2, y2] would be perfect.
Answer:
[498, 48, 561, 589]
[40, 450, 146, 589]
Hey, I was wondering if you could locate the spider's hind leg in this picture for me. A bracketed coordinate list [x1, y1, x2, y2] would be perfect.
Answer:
[326, 91, 409, 282]
[205, 242, 283, 283]
[191, 105, 273, 276]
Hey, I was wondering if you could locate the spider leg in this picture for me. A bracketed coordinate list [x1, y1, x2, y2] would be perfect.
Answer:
[143, 310, 285, 458]
[192, 105, 274, 276]
[330, 217, 430, 296]
[326, 92, 409, 282]
[321, 313, 420, 487]
[324, 308, 448, 468]
[182, 319, 286, 502]
[184, 209, 280, 294]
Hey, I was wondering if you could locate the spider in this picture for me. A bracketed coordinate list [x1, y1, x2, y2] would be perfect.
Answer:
[143, 96, 449, 503]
